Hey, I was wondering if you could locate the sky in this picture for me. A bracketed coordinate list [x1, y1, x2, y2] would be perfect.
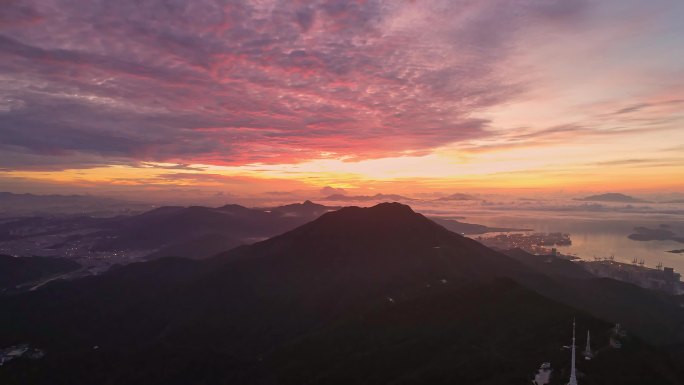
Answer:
[1, 0, 683, 202]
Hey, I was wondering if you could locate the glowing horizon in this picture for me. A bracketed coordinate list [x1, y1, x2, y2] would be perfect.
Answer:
[1, 0, 683, 199]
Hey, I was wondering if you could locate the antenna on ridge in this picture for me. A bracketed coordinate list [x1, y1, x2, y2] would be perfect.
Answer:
[583, 330, 593, 360]
[568, 318, 578, 385]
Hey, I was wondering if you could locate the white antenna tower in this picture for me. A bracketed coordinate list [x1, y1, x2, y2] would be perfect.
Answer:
[568, 318, 578, 385]
[583, 330, 593, 360]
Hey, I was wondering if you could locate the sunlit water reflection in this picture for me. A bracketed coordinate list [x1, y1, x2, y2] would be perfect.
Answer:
[341, 199, 684, 274]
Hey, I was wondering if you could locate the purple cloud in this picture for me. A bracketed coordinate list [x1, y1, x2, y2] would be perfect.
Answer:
[0, 0, 625, 171]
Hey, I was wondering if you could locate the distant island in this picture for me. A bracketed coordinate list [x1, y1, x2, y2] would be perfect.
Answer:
[434, 193, 478, 201]
[575, 193, 648, 203]
[628, 226, 684, 244]
[667, 249, 684, 254]
[322, 193, 413, 202]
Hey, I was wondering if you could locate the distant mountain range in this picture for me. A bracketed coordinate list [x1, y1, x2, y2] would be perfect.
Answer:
[144, 200, 336, 259]
[95, 200, 336, 258]
[0, 200, 528, 262]
[0, 192, 151, 216]
[322, 193, 414, 202]
[1, 203, 682, 384]
[575, 193, 648, 203]
[0, 200, 337, 261]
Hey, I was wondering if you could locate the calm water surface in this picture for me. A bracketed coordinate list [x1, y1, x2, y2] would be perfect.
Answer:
[407, 201, 684, 273]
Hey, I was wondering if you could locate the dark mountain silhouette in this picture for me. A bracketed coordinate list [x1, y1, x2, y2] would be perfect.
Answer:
[266, 200, 336, 218]
[0, 203, 682, 384]
[144, 233, 244, 260]
[503, 248, 684, 345]
[575, 193, 648, 203]
[202, 203, 534, 310]
[0, 202, 337, 260]
[93, 202, 337, 259]
[92, 204, 275, 252]
[0, 255, 80, 290]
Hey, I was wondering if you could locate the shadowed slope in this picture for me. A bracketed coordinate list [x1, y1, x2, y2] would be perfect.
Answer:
[0, 255, 81, 290]
[0, 203, 682, 384]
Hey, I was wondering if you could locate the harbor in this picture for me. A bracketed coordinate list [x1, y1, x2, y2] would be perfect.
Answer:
[580, 257, 683, 295]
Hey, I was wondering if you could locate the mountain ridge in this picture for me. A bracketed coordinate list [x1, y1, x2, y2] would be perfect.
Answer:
[1, 203, 683, 384]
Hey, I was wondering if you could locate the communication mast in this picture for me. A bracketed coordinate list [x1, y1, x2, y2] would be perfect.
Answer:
[583, 330, 593, 360]
[568, 318, 578, 385]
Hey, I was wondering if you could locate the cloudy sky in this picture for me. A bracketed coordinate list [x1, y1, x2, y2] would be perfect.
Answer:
[1, 0, 683, 200]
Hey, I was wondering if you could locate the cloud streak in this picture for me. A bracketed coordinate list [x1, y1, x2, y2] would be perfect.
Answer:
[1, 0, 593, 170]
[0, 0, 682, 196]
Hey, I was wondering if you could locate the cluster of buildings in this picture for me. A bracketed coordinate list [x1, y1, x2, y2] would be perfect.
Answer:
[476, 232, 572, 255]
[580, 258, 682, 294]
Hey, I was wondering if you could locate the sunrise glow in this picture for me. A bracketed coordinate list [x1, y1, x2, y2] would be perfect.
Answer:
[1, 0, 683, 200]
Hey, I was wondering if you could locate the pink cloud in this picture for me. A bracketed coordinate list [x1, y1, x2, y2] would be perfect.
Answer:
[1, 0, 681, 173]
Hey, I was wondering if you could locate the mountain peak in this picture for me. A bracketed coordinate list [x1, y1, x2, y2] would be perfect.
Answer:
[327, 202, 419, 221]
[374, 201, 411, 209]
[286, 202, 444, 241]
[222, 201, 529, 294]
[218, 203, 250, 211]
[363, 201, 415, 214]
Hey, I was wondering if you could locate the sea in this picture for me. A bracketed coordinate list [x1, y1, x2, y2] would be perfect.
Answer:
[323, 198, 684, 274]
[429, 201, 684, 273]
